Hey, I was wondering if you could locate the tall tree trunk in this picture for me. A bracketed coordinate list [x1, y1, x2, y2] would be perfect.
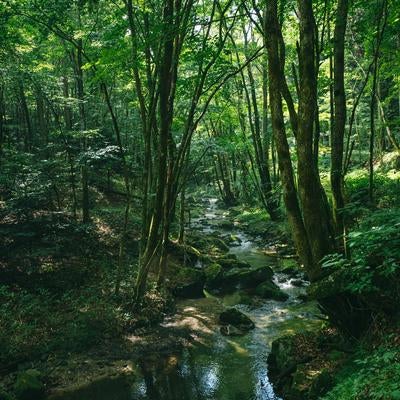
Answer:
[135, 0, 176, 300]
[296, 0, 334, 276]
[331, 0, 349, 238]
[265, 0, 313, 275]
[75, 40, 90, 224]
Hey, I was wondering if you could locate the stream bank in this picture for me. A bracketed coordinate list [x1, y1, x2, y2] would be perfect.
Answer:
[2, 198, 325, 400]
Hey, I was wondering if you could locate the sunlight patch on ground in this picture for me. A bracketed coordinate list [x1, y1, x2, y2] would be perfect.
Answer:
[162, 305, 216, 335]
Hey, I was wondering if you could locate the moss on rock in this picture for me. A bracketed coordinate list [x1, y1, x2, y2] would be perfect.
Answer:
[14, 369, 44, 400]
[221, 265, 274, 292]
[170, 266, 205, 298]
[204, 263, 223, 291]
[255, 281, 289, 301]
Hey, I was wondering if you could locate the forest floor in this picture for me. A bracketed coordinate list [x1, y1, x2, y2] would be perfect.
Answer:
[2, 164, 400, 399]
[0, 194, 296, 399]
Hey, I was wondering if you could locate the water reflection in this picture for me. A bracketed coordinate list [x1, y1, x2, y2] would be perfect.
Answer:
[131, 308, 285, 400]
[132, 340, 281, 400]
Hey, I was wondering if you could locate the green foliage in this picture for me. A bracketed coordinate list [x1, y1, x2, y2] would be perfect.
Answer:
[321, 208, 400, 311]
[322, 340, 400, 400]
[345, 169, 400, 209]
[0, 149, 70, 215]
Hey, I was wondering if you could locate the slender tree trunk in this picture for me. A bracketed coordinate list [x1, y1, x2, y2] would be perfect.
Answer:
[245, 43, 278, 219]
[35, 89, 48, 145]
[331, 0, 348, 239]
[178, 180, 186, 244]
[345, 1, 388, 174]
[376, 95, 400, 152]
[75, 40, 90, 224]
[328, 18, 334, 150]
[62, 75, 73, 131]
[0, 82, 5, 160]
[369, 59, 378, 203]
[369, 0, 388, 202]
[18, 81, 33, 151]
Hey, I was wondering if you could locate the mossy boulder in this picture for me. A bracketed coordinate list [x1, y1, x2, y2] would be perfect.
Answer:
[307, 270, 346, 300]
[216, 220, 235, 230]
[204, 263, 223, 291]
[277, 258, 301, 277]
[167, 241, 201, 265]
[268, 335, 297, 374]
[268, 331, 340, 400]
[217, 255, 250, 270]
[186, 233, 230, 255]
[255, 281, 289, 301]
[221, 265, 274, 292]
[209, 236, 230, 252]
[228, 207, 242, 217]
[308, 270, 374, 337]
[219, 308, 255, 334]
[172, 267, 205, 298]
[297, 293, 309, 302]
[220, 324, 244, 336]
[246, 221, 269, 236]
[14, 369, 45, 400]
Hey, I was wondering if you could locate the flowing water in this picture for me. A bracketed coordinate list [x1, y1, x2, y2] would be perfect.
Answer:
[128, 199, 322, 400]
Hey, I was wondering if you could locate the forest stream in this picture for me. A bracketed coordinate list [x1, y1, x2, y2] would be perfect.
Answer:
[127, 199, 323, 400]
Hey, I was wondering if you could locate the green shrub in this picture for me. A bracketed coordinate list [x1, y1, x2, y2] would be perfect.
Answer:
[345, 169, 400, 208]
[322, 341, 400, 400]
[321, 209, 400, 313]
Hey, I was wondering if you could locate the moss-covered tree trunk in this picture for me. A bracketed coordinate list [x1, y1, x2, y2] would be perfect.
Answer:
[265, 0, 313, 274]
[296, 0, 334, 278]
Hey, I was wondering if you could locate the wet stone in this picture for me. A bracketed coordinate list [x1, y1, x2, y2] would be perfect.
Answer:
[219, 308, 255, 334]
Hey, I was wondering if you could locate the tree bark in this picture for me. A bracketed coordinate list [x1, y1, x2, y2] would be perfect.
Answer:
[75, 39, 90, 224]
[265, 0, 313, 275]
[18, 81, 33, 152]
[296, 0, 334, 277]
[135, 0, 176, 299]
[331, 0, 349, 238]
